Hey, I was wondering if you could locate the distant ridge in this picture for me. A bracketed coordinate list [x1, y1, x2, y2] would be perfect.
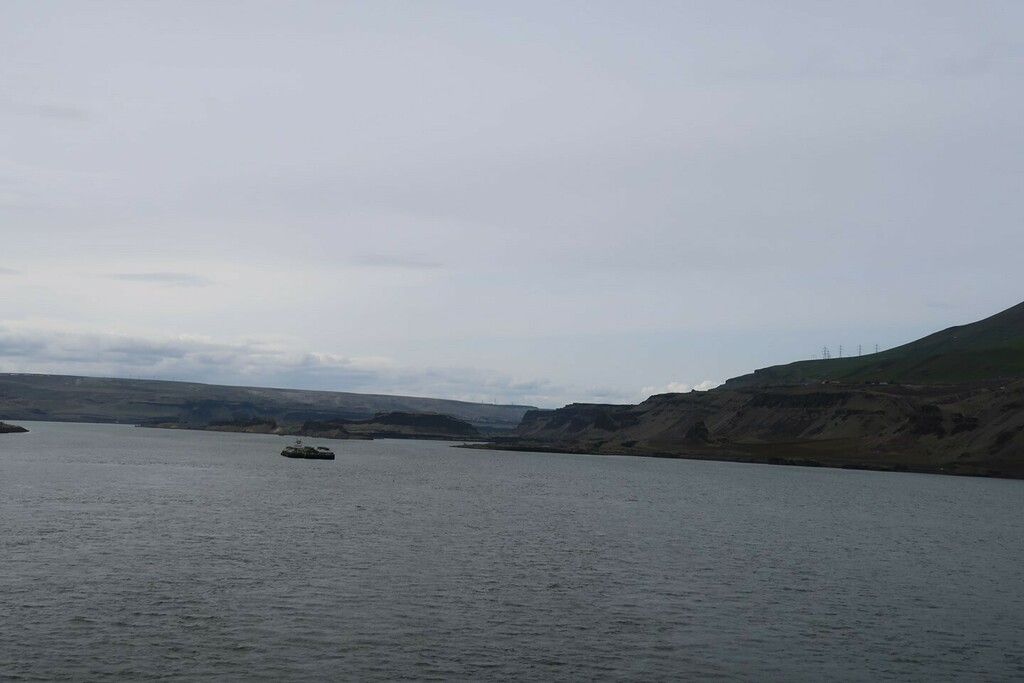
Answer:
[0, 374, 534, 431]
[726, 300, 1024, 387]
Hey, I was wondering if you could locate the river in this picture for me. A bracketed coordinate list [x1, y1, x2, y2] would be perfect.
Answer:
[2, 422, 1022, 681]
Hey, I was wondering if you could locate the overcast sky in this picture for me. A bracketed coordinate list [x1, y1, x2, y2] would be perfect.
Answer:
[2, 1, 1022, 407]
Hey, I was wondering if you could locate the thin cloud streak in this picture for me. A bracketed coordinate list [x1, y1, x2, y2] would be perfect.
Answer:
[104, 272, 214, 288]
[349, 254, 444, 269]
[0, 324, 608, 407]
[1, 97, 92, 122]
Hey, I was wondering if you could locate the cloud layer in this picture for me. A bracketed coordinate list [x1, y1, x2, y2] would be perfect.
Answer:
[0, 323, 650, 407]
[104, 272, 214, 287]
[2, 2, 1022, 406]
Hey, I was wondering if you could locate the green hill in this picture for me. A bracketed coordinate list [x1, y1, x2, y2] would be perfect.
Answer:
[727, 300, 1024, 387]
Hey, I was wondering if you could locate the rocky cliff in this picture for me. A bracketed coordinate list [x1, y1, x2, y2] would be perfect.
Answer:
[0, 421, 28, 434]
[482, 300, 1024, 478]
[489, 381, 1024, 478]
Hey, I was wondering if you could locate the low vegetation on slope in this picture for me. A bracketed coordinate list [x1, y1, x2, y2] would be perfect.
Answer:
[727, 300, 1024, 387]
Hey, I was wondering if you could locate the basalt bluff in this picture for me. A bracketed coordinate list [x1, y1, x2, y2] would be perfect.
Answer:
[481, 301, 1024, 478]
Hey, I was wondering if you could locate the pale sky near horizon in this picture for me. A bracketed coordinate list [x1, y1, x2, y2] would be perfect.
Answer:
[2, 1, 1023, 407]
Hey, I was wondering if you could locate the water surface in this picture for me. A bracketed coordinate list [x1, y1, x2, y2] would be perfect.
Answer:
[2, 422, 1022, 681]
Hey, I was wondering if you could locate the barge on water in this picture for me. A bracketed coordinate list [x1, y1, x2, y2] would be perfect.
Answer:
[281, 439, 335, 460]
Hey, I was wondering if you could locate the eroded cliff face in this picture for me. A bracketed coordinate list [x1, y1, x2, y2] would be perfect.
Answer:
[495, 381, 1024, 477]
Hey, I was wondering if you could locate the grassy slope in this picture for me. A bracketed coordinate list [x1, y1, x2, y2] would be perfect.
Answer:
[728, 300, 1024, 386]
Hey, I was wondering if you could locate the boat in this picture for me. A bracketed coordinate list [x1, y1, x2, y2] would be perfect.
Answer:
[280, 439, 335, 460]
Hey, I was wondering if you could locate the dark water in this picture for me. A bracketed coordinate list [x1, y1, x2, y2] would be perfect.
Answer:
[2, 423, 1022, 681]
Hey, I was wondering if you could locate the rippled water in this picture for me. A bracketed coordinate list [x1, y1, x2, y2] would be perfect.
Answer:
[2, 422, 1023, 681]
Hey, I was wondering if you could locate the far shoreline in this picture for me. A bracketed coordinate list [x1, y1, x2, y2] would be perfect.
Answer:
[456, 442, 1024, 480]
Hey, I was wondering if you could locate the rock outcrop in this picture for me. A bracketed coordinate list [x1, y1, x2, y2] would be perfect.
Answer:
[484, 381, 1024, 478]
